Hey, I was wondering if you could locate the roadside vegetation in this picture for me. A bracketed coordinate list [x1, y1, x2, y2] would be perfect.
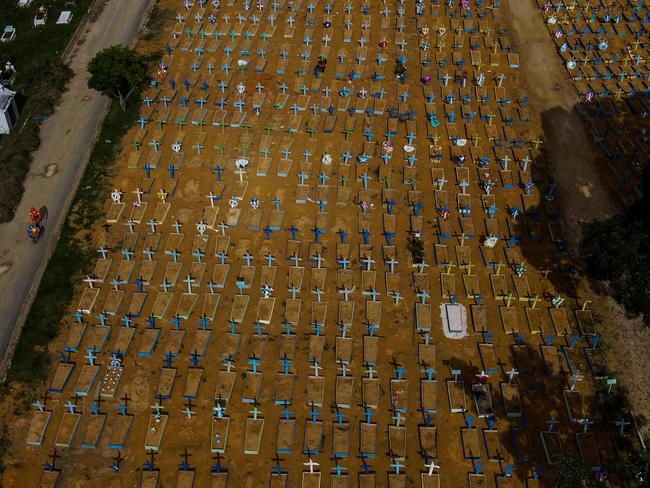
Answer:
[0, 0, 94, 223]
[6, 93, 140, 385]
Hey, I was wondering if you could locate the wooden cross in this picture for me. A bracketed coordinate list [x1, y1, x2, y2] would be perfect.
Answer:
[445, 262, 456, 274]
[529, 294, 541, 309]
[504, 293, 515, 307]
[463, 262, 475, 275]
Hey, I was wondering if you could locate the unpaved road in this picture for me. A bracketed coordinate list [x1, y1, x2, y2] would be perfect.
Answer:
[505, 0, 618, 244]
[0, 0, 153, 378]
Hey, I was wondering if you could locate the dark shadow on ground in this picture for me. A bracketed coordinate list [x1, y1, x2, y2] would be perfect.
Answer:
[512, 93, 649, 309]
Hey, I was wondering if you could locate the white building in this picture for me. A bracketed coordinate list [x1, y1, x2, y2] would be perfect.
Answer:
[0, 86, 19, 134]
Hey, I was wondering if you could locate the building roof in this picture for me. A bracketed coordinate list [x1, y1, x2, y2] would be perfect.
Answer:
[0, 86, 16, 112]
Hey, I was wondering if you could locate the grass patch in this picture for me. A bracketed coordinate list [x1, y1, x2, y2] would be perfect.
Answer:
[0, 423, 8, 475]
[142, 2, 172, 41]
[6, 94, 140, 385]
[0, 0, 94, 222]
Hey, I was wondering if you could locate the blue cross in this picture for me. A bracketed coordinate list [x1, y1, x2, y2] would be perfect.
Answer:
[164, 352, 173, 368]
[199, 315, 210, 331]
[311, 226, 325, 243]
[591, 335, 601, 348]
[312, 322, 323, 335]
[249, 357, 261, 373]
[426, 368, 436, 381]
[570, 334, 582, 348]
[281, 356, 293, 374]
[91, 401, 101, 415]
[281, 405, 293, 420]
[122, 314, 133, 327]
[172, 314, 182, 331]
[96, 311, 107, 326]
[213, 164, 223, 181]
[190, 350, 200, 368]
[193, 249, 205, 262]
[227, 320, 238, 335]
[363, 409, 375, 423]
[135, 277, 145, 293]
[287, 225, 299, 240]
[254, 320, 264, 335]
[335, 411, 345, 424]
[309, 406, 320, 423]
[360, 229, 371, 245]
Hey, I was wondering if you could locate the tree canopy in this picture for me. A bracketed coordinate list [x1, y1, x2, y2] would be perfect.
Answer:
[580, 167, 650, 319]
[87, 45, 148, 110]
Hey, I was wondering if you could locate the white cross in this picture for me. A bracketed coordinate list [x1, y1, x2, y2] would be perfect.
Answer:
[235, 166, 247, 182]
[436, 176, 447, 191]
[425, 461, 440, 476]
[83, 275, 97, 288]
[506, 368, 519, 384]
[304, 458, 319, 473]
[367, 365, 375, 379]
[133, 187, 144, 203]
[388, 291, 403, 305]
[311, 361, 322, 377]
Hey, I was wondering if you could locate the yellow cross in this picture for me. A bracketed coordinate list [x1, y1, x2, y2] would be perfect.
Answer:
[157, 189, 168, 203]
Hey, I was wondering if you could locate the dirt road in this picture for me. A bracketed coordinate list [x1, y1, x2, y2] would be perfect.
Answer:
[0, 0, 153, 378]
[506, 0, 650, 430]
[505, 0, 618, 244]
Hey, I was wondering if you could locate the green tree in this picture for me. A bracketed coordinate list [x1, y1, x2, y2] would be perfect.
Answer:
[614, 440, 650, 487]
[87, 45, 148, 110]
[580, 165, 650, 320]
[552, 452, 599, 487]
